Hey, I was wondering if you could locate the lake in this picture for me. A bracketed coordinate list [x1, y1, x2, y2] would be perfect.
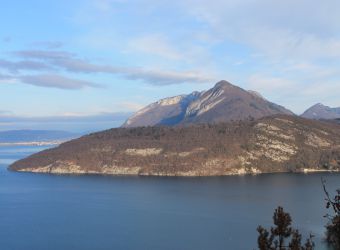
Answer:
[0, 145, 339, 250]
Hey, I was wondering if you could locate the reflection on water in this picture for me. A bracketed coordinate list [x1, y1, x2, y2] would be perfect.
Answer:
[0, 146, 338, 250]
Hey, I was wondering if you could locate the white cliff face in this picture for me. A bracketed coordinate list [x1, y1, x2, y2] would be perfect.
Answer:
[156, 95, 186, 106]
[125, 93, 197, 126]
[186, 88, 225, 117]
[123, 92, 202, 127]
[196, 98, 225, 116]
[124, 95, 185, 125]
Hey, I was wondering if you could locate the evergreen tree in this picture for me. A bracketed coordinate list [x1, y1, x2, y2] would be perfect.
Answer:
[257, 207, 314, 250]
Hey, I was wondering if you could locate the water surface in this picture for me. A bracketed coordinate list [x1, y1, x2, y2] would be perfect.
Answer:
[0, 146, 339, 250]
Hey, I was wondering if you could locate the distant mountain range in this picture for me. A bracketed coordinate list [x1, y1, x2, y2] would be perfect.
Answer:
[123, 80, 294, 127]
[301, 103, 340, 120]
[123, 81, 340, 127]
[0, 130, 79, 145]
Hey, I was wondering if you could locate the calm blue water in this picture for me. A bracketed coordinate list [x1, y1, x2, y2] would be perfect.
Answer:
[0, 146, 339, 250]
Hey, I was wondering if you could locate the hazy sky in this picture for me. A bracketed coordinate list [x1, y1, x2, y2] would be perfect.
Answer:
[1, 0, 340, 131]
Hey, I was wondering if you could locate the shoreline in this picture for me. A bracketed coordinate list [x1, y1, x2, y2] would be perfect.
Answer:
[0, 141, 65, 147]
[10, 168, 340, 177]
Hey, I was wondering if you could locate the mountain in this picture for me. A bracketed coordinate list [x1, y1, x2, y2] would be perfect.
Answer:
[181, 80, 294, 124]
[122, 92, 201, 127]
[122, 80, 294, 127]
[301, 103, 340, 120]
[0, 130, 79, 145]
[9, 115, 340, 176]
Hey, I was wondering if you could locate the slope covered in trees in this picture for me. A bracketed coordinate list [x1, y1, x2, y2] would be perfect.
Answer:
[9, 115, 340, 176]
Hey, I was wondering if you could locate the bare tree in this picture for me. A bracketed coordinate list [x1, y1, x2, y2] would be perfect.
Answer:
[322, 179, 340, 249]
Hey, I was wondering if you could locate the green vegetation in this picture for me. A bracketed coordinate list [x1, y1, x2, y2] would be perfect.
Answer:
[257, 207, 314, 250]
[257, 182, 340, 250]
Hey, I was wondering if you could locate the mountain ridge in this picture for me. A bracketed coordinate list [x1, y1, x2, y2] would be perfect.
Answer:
[123, 80, 294, 127]
[301, 103, 340, 120]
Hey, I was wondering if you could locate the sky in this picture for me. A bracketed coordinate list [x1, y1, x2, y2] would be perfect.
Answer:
[1, 0, 340, 131]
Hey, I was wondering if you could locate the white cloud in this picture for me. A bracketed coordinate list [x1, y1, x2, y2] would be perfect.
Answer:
[12, 50, 215, 85]
[178, 0, 340, 61]
[19, 74, 102, 89]
[302, 81, 340, 97]
[0, 59, 52, 73]
[247, 74, 299, 93]
[118, 102, 145, 111]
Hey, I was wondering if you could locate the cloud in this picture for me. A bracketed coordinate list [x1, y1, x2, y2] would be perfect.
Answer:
[282, 62, 340, 80]
[301, 81, 340, 97]
[0, 59, 51, 73]
[0, 73, 18, 84]
[177, 0, 340, 61]
[245, 72, 340, 113]
[14, 50, 75, 60]
[237, 28, 340, 61]
[121, 68, 213, 85]
[117, 102, 146, 112]
[13, 50, 214, 85]
[18, 74, 102, 90]
[247, 74, 298, 93]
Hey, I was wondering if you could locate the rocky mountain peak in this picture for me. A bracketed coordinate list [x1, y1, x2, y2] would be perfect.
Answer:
[301, 103, 340, 120]
[312, 103, 327, 108]
[213, 80, 234, 89]
[122, 80, 294, 127]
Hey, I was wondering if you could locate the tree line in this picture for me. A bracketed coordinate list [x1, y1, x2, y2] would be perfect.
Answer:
[256, 181, 340, 250]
